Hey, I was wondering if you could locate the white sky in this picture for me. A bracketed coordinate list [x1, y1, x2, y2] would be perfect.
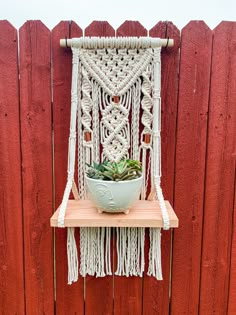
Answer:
[1, 0, 235, 31]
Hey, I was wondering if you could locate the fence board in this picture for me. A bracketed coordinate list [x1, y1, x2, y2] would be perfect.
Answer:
[228, 180, 236, 314]
[84, 20, 115, 315]
[142, 21, 180, 315]
[171, 21, 212, 314]
[0, 20, 25, 315]
[52, 21, 85, 314]
[85, 20, 115, 36]
[113, 21, 147, 315]
[116, 20, 147, 36]
[200, 21, 236, 314]
[19, 20, 54, 314]
[1, 18, 236, 315]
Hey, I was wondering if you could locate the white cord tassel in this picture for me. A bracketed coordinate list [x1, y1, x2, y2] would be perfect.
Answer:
[79, 227, 112, 277]
[115, 227, 145, 277]
[115, 227, 126, 276]
[105, 227, 112, 275]
[96, 228, 105, 277]
[79, 227, 87, 277]
[138, 227, 145, 276]
[67, 227, 78, 284]
[88, 228, 96, 275]
[147, 228, 162, 280]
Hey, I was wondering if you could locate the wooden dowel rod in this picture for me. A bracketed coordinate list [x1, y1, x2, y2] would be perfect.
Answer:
[60, 37, 174, 48]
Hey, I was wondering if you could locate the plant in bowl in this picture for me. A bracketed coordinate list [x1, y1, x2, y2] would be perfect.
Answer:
[85, 159, 143, 214]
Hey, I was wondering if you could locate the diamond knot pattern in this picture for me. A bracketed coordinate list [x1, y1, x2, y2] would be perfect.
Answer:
[79, 48, 153, 95]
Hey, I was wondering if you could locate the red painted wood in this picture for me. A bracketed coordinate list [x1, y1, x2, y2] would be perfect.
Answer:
[19, 21, 54, 314]
[84, 20, 115, 315]
[116, 20, 147, 36]
[228, 180, 236, 314]
[52, 21, 85, 314]
[171, 21, 212, 314]
[85, 20, 115, 36]
[199, 21, 236, 314]
[142, 21, 180, 315]
[0, 20, 25, 315]
[113, 21, 147, 315]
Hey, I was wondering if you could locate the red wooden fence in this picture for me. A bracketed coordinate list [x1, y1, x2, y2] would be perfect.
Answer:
[0, 19, 235, 315]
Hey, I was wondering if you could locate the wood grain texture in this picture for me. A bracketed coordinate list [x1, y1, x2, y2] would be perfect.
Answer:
[19, 20, 54, 314]
[116, 20, 147, 36]
[52, 21, 84, 315]
[85, 20, 115, 37]
[1, 18, 235, 315]
[0, 20, 25, 315]
[228, 178, 236, 314]
[113, 21, 148, 315]
[142, 21, 180, 315]
[199, 21, 236, 315]
[84, 20, 115, 315]
[171, 21, 213, 314]
[51, 200, 178, 227]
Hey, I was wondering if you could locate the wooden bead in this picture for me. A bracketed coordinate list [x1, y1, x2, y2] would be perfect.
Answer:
[144, 134, 151, 143]
[112, 95, 120, 104]
[84, 131, 91, 141]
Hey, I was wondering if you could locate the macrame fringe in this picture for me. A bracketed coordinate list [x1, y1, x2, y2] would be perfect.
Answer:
[79, 227, 112, 278]
[147, 228, 163, 280]
[67, 226, 162, 283]
[115, 227, 145, 277]
[67, 227, 78, 284]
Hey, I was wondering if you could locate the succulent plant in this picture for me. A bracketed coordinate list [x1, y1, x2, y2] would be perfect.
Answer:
[86, 159, 142, 181]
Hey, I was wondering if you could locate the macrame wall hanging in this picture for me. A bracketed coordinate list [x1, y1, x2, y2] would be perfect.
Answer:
[50, 37, 178, 285]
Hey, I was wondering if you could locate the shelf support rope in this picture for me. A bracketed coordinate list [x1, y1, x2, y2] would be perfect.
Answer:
[58, 47, 80, 227]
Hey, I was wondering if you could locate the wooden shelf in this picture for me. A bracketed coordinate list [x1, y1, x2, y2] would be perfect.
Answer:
[50, 200, 178, 228]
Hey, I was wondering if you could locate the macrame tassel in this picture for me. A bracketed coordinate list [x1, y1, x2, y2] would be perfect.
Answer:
[79, 227, 87, 277]
[115, 227, 125, 276]
[67, 227, 79, 284]
[137, 227, 145, 276]
[96, 228, 105, 277]
[79, 227, 112, 277]
[147, 228, 162, 280]
[115, 227, 145, 277]
[105, 227, 112, 275]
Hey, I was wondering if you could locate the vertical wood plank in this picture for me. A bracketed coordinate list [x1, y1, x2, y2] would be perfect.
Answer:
[171, 21, 212, 314]
[142, 21, 180, 315]
[199, 21, 236, 314]
[116, 20, 147, 36]
[84, 21, 115, 315]
[85, 20, 115, 36]
[52, 21, 85, 314]
[228, 179, 236, 314]
[113, 21, 147, 315]
[0, 20, 25, 315]
[19, 20, 54, 315]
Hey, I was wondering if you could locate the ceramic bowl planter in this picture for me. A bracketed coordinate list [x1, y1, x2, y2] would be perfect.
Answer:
[85, 175, 143, 214]
[85, 159, 143, 214]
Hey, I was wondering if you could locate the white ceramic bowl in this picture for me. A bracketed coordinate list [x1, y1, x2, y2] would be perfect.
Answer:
[85, 175, 143, 214]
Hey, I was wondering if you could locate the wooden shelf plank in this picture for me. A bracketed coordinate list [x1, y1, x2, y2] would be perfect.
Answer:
[50, 200, 178, 228]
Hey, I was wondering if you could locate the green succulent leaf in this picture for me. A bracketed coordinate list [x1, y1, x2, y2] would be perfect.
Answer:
[86, 159, 142, 181]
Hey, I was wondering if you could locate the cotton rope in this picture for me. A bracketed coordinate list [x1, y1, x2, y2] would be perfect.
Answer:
[62, 37, 170, 49]
[57, 39, 170, 284]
